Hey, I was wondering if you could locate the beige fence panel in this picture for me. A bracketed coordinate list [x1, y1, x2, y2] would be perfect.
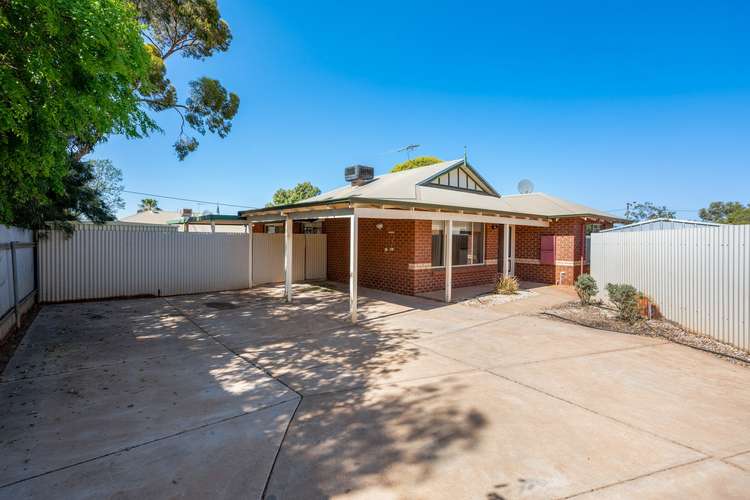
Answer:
[252, 234, 284, 285]
[591, 225, 750, 351]
[251, 233, 327, 285]
[38, 224, 249, 302]
[303, 234, 327, 280]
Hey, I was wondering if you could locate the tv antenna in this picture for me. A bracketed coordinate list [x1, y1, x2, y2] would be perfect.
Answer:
[397, 144, 420, 160]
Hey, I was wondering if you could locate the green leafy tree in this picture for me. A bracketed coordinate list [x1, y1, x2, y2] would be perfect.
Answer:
[134, 0, 240, 160]
[0, 0, 154, 225]
[11, 159, 124, 232]
[624, 201, 676, 222]
[138, 198, 160, 212]
[268, 182, 321, 207]
[89, 160, 126, 214]
[0, 0, 240, 228]
[699, 201, 750, 224]
[391, 156, 443, 173]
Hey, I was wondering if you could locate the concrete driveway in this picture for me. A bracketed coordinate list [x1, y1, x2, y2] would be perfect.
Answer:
[1, 284, 749, 499]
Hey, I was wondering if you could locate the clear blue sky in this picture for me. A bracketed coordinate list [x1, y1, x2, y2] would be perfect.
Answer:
[97, 0, 750, 219]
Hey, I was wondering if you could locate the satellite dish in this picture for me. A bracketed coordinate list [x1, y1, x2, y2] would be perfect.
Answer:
[517, 179, 534, 194]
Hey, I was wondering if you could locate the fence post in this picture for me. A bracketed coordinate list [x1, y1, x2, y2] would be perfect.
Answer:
[10, 241, 20, 329]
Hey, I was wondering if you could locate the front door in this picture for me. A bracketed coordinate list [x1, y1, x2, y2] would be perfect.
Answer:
[497, 224, 515, 276]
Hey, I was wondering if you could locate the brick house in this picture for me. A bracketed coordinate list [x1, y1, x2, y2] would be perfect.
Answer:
[239, 159, 625, 321]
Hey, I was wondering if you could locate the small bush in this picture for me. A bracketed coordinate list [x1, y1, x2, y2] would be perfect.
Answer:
[574, 274, 598, 305]
[496, 275, 519, 295]
[606, 283, 641, 324]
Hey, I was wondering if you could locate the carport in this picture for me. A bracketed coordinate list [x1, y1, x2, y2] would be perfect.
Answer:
[240, 203, 548, 323]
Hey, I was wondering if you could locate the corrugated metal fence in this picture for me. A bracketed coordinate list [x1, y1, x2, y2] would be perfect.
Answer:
[38, 224, 328, 302]
[39, 224, 250, 302]
[591, 225, 750, 350]
[1, 225, 36, 340]
[251, 234, 327, 285]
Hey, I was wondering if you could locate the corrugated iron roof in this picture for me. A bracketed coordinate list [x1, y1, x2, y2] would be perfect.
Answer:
[242, 158, 626, 221]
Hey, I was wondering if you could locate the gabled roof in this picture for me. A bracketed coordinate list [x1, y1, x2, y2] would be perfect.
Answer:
[120, 210, 181, 225]
[241, 158, 626, 222]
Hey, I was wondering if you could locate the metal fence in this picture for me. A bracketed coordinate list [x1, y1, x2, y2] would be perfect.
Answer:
[591, 224, 750, 350]
[1, 225, 36, 340]
[252, 234, 327, 285]
[39, 224, 250, 302]
[37, 224, 327, 303]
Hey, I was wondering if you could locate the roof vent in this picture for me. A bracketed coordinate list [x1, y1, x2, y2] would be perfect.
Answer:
[345, 165, 374, 186]
[180, 208, 193, 217]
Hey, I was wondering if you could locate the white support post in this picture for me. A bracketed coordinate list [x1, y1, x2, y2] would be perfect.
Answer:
[284, 217, 293, 302]
[210, 220, 216, 233]
[510, 225, 516, 276]
[349, 214, 358, 323]
[248, 223, 254, 288]
[444, 219, 453, 303]
[502, 224, 510, 278]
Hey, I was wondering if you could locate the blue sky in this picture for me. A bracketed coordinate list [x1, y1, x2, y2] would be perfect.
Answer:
[97, 1, 750, 218]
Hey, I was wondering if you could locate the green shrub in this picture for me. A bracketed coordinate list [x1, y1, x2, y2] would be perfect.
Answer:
[606, 283, 641, 324]
[496, 275, 519, 295]
[574, 274, 598, 305]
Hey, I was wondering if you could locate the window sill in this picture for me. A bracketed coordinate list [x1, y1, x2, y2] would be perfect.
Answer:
[427, 263, 489, 270]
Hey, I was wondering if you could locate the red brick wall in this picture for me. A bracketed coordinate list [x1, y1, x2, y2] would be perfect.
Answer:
[411, 222, 500, 294]
[514, 218, 612, 285]
[322, 218, 417, 295]
[323, 216, 611, 292]
[322, 218, 350, 283]
[323, 219, 500, 295]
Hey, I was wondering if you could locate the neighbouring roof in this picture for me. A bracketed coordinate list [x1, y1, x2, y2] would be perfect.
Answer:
[119, 210, 181, 225]
[240, 159, 626, 222]
[165, 214, 248, 225]
[602, 218, 720, 232]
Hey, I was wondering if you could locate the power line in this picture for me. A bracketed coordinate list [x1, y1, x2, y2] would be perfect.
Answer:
[123, 190, 257, 210]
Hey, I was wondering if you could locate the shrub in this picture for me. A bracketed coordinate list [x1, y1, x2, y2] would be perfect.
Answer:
[606, 283, 641, 324]
[574, 274, 598, 305]
[496, 275, 519, 295]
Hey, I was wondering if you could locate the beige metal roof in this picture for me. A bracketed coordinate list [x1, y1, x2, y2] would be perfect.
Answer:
[290, 159, 624, 221]
[119, 210, 181, 225]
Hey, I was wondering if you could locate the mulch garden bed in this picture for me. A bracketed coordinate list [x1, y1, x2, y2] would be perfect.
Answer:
[544, 302, 750, 367]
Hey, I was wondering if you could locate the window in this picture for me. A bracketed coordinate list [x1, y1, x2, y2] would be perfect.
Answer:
[585, 223, 602, 235]
[264, 223, 284, 233]
[431, 221, 444, 266]
[430, 221, 485, 266]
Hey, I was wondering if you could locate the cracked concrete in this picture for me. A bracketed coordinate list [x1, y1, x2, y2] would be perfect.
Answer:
[2, 283, 749, 499]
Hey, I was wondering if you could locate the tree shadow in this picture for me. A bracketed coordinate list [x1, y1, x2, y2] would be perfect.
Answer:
[1, 283, 488, 497]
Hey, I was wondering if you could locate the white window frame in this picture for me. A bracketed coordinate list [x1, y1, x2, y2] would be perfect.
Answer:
[430, 221, 485, 268]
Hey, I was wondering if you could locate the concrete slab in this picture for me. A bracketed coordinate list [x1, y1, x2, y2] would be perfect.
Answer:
[414, 314, 664, 369]
[0, 347, 296, 486]
[265, 372, 701, 500]
[237, 325, 474, 395]
[726, 451, 750, 471]
[2, 299, 214, 381]
[0, 399, 297, 499]
[494, 342, 750, 457]
[363, 302, 513, 341]
[570, 459, 750, 499]
[174, 300, 351, 350]
[166, 283, 344, 316]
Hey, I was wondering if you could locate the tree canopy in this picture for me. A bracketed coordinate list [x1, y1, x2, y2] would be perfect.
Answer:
[138, 198, 160, 212]
[268, 182, 321, 207]
[391, 156, 443, 173]
[699, 201, 750, 224]
[0, 0, 240, 228]
[0, 0, 154, 224]
[624, 201, 676, 222]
